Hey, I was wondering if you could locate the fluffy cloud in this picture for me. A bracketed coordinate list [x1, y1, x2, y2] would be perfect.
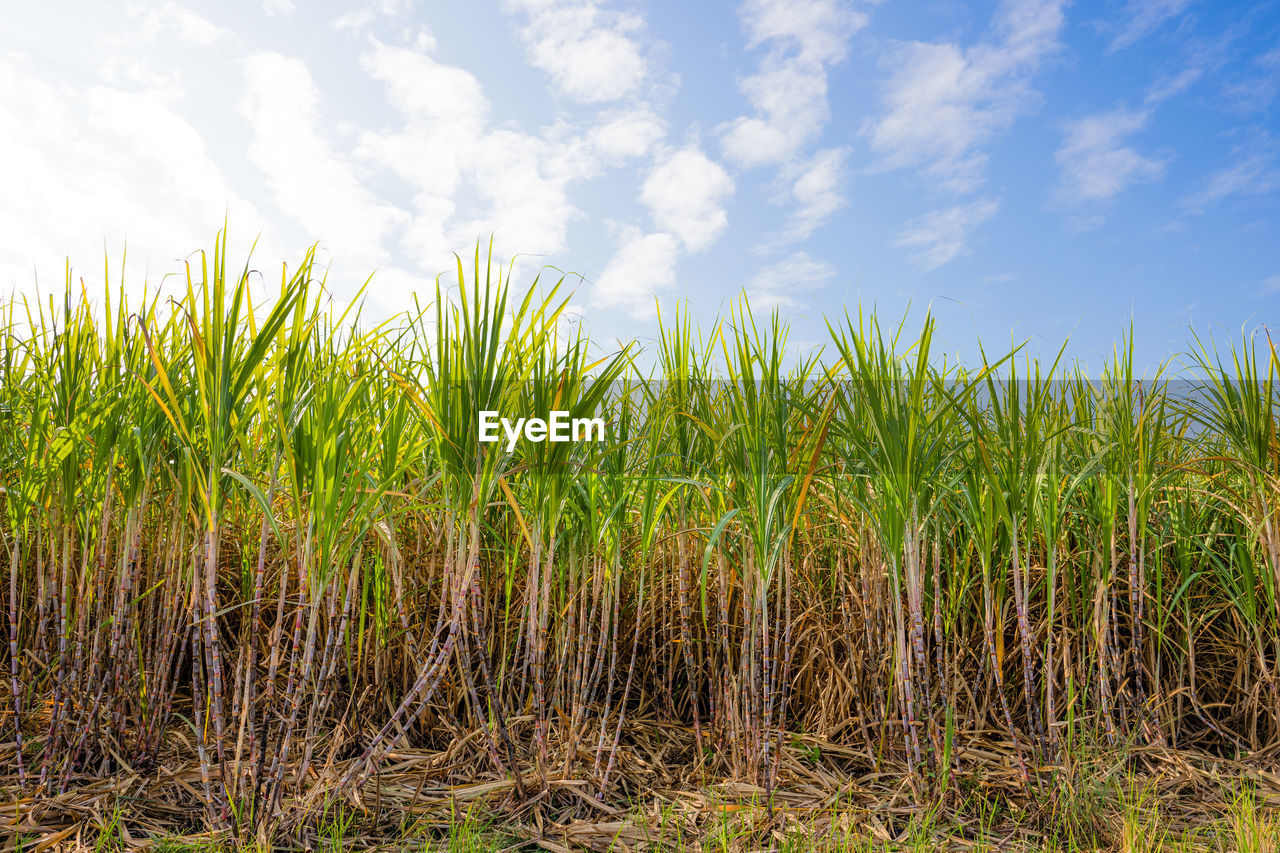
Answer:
[718, 0, 864, 253]
[0, 49, 264, 298]
[128, 2, 228, 46]
[356, 39, 662, 274]
[448, 128, 591, 267]
[241, 52, 408, 270]
[641, 147, 735, 252]
[506, 0, 649, 103]
[589, 146, 733, 315]
[358, 41, 488, 201]
[722, 60, 834, 168]
[894, 198, 1000, 271]
[748, 251, 836, 308]
[740, 0, 868, 64]
[781, 147, 848, 242]
[866, 0, 1065, 194]
[721, 0, 867, 168]
[591, 229, 681, 318]
[1055, 108, 1167, 206]
[589, 109, 668, 163]
[866, 0, 1061, 268]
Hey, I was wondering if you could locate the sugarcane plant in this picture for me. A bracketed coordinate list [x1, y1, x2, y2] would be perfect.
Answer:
[1, 231, 1278, 842]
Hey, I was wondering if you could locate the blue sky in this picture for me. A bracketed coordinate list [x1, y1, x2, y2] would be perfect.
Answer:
[2, 0, 1277, 369]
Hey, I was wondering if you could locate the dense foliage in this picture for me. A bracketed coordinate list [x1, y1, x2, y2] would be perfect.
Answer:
[1, 235, 1277, 841]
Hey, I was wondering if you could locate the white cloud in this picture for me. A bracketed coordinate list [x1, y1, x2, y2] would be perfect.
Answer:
[87, 87, 260, 222]
[592, 147, 730, 315]
[330, 0, 417, 32]
[748, 251, 835, 308]
[721, 0, 867, 168]
[362, 41, 487, 129]
[1106, 0, 1194, 54]
[447, 128, 589, 265]
[865, 0, 1065, 194]
[781, 147, 847, 242]
[719, 0, 865, 252]
[1186, 140, 1280, 210]
[1145, 66, 1202, 105]
[354, 42, 495, 269]
[358, 41, 488, 202]
[721, 62, 832, 168]
[92, 3, 227, 93]
[740, 0, 868, 64]
[263, 0, 295, 15]
[1055, 108, 1167, 205]
[357, 40, 661, 275]
[1222, 48, 1280, 114]
[895, 198, 1000, 271]
[506, 0, 649, 103]
[641, 147, 734, 251]
[332, 10, 374, 30]
[241, 52, 407, 269]
[1256, 274, 1280, 297]
[591, 229, 680, 317]
[589, 108, 667, 163]
[0, 50, 265, 298]
[129, 2, 228, 46]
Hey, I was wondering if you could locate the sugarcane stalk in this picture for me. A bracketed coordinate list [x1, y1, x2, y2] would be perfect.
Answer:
[8, 537, 25, 786]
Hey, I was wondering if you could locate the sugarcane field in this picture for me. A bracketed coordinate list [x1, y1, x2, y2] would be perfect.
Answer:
[6, 0, 1280, 848]
[0, 237, 1277, 850]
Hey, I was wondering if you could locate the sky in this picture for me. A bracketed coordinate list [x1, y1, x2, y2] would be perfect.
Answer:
[1, 0, 1277, 370]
